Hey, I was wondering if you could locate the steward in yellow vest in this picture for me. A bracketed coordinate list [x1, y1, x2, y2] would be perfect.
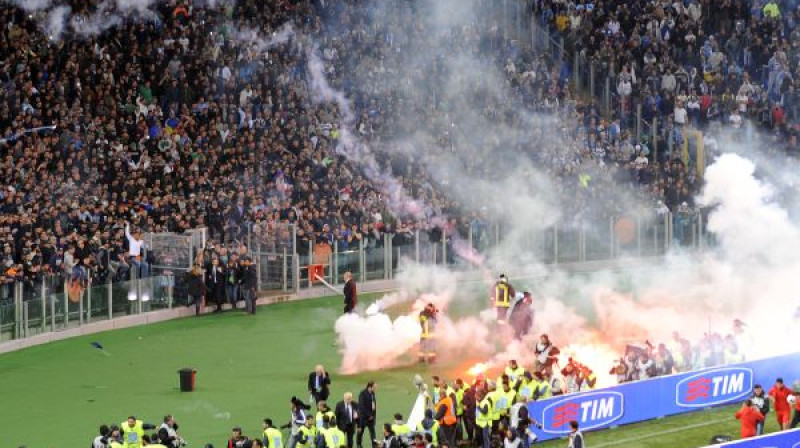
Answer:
[263, 418, 284, 448]
[120, 416, 156, 448]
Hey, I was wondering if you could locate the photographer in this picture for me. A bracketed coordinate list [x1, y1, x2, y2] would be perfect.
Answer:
[158, 415, 185, 448]
[92, 424, 110, 448]
[380, 423, 406, 448]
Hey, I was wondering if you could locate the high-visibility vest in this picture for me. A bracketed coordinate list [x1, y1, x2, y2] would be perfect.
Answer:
[391, 423, 411, 437]
[416, 420, 439, 444]
[475, 396, 493, 428]
[120, 420, 145, 448]
[316, 411, 335, 428]
[420, 314, 435, 339]
[454, 388, 465, 416]
[323, 427, 345, 448]
[493, 389, 515, 416]
[432, 386, 455, 405]
[110, 441, 124, 448]
[264, 427, 284, 448]
[538, 381, 552, 399]
[505, 366, 525, 385]
[436, 396, 457, 425]
[297, 426, 313, 448]
[518, 379, 535, 401]
[494, 284, 510, 308]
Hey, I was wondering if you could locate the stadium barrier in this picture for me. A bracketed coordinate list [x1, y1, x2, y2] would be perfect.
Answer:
[708, 428, 800, 447]
[526, 353, 800, 443]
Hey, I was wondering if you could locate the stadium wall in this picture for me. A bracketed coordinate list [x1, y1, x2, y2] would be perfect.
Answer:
[526, 354, 800, 443]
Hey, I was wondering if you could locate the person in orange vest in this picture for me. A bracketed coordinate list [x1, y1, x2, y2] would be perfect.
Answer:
[490, 274, 515, 324]
[434, 384, 457, 448]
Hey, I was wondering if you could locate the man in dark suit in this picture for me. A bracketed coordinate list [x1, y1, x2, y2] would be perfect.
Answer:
[343, 271, 357, 313]
[357, 381, 377, 448]
[335, 392, 358, 448]
[308, 364, 331, 404]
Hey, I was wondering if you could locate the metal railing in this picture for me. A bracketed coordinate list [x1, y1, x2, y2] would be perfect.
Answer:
[0, 272, 181, 342]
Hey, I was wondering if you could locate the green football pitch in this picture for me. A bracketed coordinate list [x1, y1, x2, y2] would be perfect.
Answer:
[0, 293, 782, 448]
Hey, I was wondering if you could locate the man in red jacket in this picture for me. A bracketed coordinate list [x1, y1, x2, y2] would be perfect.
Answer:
[735, 400, 764, 439]
[769, 378, 793, 430]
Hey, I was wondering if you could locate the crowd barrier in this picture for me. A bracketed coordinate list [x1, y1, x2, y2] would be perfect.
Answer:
[526, 353, 800, 443]
[711, 429, 800, 447]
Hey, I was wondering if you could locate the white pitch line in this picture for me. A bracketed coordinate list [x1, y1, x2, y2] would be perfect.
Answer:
[588, 416, 730, 448]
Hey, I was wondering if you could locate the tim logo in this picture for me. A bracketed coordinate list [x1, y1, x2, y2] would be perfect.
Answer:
[676, 367, 753, 408]
[541, 391, 624, 434]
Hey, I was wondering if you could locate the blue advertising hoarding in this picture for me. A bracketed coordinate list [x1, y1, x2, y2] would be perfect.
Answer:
[713, 429, 800, 447]
[526, 353, 800, 443]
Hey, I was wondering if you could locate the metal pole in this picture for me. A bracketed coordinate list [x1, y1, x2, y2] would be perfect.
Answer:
[442, 228, 448, 266]
[51, 283, 57, 330]
[652, 116, 659, 162]
[137, 277, 142, 315]
[359, 239, 366, 283]
[590, 63, 595, 99]
[415, 229, 420, 263]
[23, 301, 28, 338]
[167, 273, 174, 309]
[14, 282, 22, 339]
[292, 223, 298, 292]
[384, 233, 391, 280]
[86, 282, 92, 322]
[257, 252, 262, 291]
[554, 223, 559, 263]
[79, 285, 85, 325]
[636, 103, 643, 141]
[573, 52, 580, 91]
[282, 247, 288, 292]
[40, 276, 46, 333]
[636, 216, 642, 256]
[63, 280, 68, 327]
[604, 77, 611, 117]
[293, 257, 300, 293]
[333, 241, 339, 284]
[654, 220, 659, 255]
[609, 217, 615, 259]
[107, 277, 113, 320]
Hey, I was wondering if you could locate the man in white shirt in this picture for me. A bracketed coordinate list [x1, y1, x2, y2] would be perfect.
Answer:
[125, 222, 149, 278]
[674, 101, 688, 126]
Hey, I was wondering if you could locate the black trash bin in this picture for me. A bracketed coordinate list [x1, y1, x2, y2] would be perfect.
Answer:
[179, 368, 196, 392]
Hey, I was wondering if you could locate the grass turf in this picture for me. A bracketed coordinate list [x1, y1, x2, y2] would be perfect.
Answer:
[0, 293, 782, 448]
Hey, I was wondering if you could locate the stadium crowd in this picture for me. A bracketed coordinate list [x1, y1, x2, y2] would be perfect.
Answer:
[0, 0, 750, 298]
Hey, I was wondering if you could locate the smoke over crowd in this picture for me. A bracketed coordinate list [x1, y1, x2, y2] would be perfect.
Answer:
[8, 0, 800, 380]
